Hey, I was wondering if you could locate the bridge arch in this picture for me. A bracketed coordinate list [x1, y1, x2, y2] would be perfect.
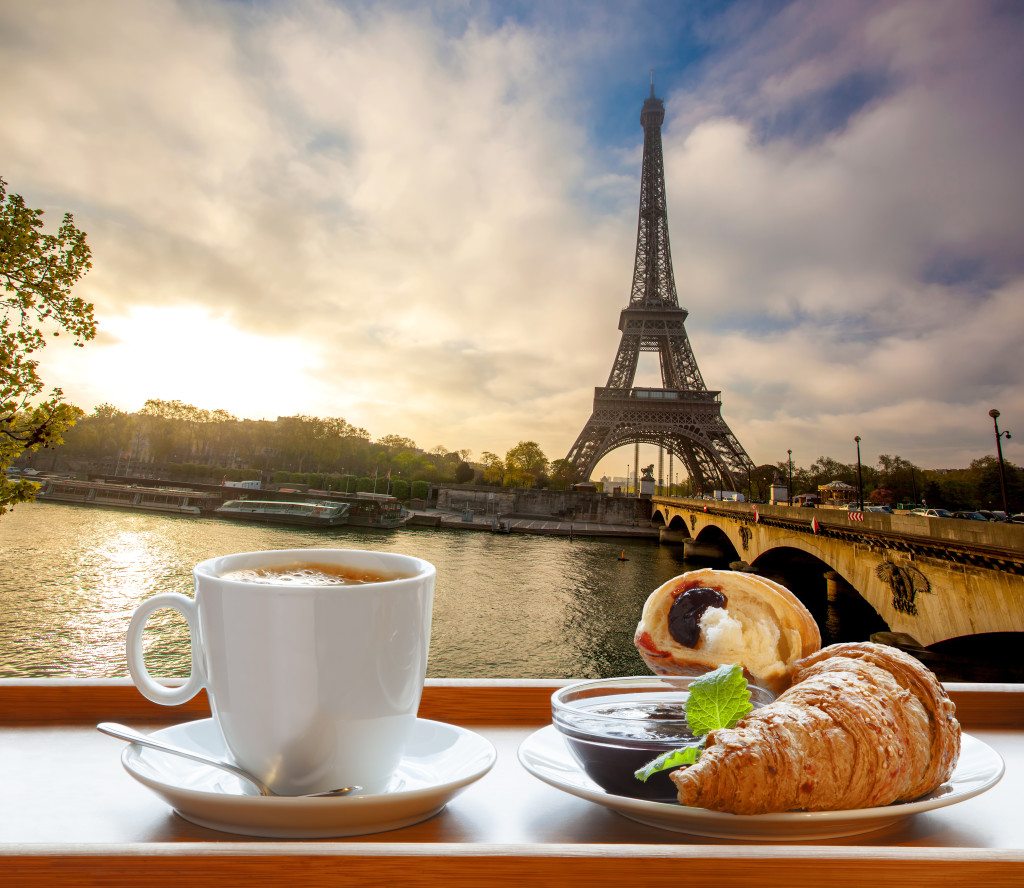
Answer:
[751, 544, 890, 644]
[693, 524, 741, 563]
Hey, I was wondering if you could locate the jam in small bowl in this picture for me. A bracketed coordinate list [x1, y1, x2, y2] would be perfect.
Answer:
[551, 675, 774, 802]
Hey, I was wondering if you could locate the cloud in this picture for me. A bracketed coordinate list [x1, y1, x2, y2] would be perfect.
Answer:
[643, 0, 1024, 472]
[3, 0, 1021, 476]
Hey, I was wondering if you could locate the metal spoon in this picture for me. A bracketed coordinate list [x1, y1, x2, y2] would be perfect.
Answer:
[97, 722, 362, 798]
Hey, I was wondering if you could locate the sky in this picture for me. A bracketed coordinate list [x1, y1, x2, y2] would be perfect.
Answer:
[3, 0, 1022, 479]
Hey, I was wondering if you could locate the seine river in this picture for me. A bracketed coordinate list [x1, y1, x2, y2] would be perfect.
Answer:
[0, 500, 695, 679]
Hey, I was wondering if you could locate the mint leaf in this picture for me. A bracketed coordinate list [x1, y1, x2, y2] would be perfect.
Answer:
[633, 665, 754, 785]
[634, 740, 704, 782]
[684, 663, 753, 736]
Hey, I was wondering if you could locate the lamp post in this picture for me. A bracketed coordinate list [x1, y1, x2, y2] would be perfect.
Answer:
[787, 449, 793, 506]
[854, 435, 864, 511]
[989, 409, 1012, 514]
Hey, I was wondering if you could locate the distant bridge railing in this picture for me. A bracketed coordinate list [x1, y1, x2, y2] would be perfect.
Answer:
[652, 497, 1024, 573]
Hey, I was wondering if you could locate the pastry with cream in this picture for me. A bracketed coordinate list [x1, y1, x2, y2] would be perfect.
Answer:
[634, 568, 821, 692]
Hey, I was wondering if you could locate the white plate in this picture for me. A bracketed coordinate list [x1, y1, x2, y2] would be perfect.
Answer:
[517, 725, 1004, 841]
[122, 718, 495, 838]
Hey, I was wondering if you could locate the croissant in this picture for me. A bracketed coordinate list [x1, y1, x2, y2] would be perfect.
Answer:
[670, 642, 961, 813]
[635, 569, 821, 693]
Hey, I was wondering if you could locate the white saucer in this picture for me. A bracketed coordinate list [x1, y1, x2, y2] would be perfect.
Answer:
[518, 725, 1004, 841]
[122, 718, 496, 838]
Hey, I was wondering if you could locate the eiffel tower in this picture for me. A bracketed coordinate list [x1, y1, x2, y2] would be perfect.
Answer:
[565, 82, 754, 493]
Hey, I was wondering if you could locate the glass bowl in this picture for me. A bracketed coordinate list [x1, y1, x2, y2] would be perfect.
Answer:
[551, 675, 775, 802]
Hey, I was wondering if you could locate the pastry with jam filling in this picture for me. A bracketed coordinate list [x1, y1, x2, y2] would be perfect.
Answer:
[634, 568, 821, 693]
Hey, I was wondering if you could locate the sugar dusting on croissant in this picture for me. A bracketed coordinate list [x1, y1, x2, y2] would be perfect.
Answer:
[670, 642, 961, 813]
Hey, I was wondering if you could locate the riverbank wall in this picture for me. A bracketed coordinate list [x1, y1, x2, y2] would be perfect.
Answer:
[434, 485, 651, 525]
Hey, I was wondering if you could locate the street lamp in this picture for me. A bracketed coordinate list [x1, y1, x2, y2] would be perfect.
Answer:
[854, 435, 864, 512]
[989, 409, 1012, 514]
[787, 449, 793, 506]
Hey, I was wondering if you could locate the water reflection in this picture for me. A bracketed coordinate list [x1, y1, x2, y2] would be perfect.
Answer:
[0, 501, 693, 679]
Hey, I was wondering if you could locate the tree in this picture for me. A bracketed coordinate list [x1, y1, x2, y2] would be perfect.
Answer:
[378, 434, 417, 451]
[876, 454, 922, 504]
[747, 464, 778, 503]
[1, 178, 94, 514]
[869, 487, 895, 506]
[504, 441, 549, 489]
[548, 458, 579, 491]
[480, 451, 505, 486]
[454, 461, 474, 483]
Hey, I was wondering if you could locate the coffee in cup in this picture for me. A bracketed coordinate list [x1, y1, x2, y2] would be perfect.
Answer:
[126, 548, 435, 795]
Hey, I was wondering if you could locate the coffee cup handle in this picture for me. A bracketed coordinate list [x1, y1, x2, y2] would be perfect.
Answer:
[126, 593, 206, 706]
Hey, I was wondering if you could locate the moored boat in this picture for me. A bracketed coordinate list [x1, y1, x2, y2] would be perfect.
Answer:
[341, 492, 409, 528]
[213, 499, 350, 527]
[34, 479, 216, 515]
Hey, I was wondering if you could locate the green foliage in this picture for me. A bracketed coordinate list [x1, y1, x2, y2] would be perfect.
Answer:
[378, 434, 417, 451]
[224, 467, 259, 482]
[744, 464, 776, 502]
[634, 741, 704, 782]
[547, 458, 579, 491]
[454, 461, 474, 483]
[55, 404, 470, 488]
[410, 480, 430, 500]
[480, 451, 504, 485]
[1, 178, 94, 515]
[684, 664, 753, 736]
[504, 441, 548, 488]
[355, 476, 373, 492]
[923, 480, 946, 509]
[390, 478, 409, 500]
[634, 664, 752, 782]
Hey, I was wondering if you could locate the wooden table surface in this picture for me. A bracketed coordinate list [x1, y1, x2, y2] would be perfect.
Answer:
[1, 679, 1022, 887]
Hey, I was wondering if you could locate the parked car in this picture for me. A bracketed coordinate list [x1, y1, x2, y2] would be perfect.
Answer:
[951, 511, 989, 521]
[978, 510, 1011, 522]
[913, 508, 953, 518]
[865, 505, 893, 513]
[1011, 513, 1024, 524]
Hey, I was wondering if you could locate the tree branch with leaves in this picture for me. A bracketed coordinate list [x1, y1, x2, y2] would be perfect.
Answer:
[1, 177, 95, 514]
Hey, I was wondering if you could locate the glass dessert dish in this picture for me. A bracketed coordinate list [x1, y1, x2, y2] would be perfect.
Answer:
[551, 675, 775, 802]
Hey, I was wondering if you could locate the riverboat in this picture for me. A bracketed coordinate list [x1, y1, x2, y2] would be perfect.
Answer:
[213, 499, 350, 527]
[341, 492, 409, 528]
[34, 479, 216, 515]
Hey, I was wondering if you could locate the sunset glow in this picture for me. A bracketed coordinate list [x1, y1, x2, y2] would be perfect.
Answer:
[42, 306, 332, 421]
[5, 0, 1022, 472]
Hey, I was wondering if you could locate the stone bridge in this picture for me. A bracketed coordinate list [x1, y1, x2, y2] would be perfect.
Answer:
[651, 497, 1024, 648]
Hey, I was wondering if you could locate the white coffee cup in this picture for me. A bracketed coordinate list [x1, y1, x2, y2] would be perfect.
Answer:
[126, 548, 435, 795]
